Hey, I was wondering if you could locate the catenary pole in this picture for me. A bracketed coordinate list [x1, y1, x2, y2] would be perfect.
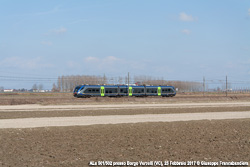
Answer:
[203, 76, 205, 96]
[128, 72, 129, 98]
[226, 75, 228, 97]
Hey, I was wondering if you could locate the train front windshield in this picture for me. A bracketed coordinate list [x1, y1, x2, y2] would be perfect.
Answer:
[74, 86, 82, 93]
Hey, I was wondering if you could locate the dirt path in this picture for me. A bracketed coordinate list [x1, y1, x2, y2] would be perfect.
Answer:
[2, 102, 250, 112]
[1, 111, 250, 129]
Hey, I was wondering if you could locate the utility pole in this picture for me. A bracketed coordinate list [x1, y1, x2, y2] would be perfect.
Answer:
[203, 76, 205, 97]
[226, 75, 228, 97]
[128, 72, 129, 98]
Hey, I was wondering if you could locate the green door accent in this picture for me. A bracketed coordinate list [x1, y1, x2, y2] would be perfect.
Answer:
[129, 87, 132, 96]
[101, 86, 105, 96]
[158, 87, 161, 96]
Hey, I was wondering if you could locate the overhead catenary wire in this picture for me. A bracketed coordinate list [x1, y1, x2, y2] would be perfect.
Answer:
[0, 74, 250, 92]
[0, 75, 250, 83]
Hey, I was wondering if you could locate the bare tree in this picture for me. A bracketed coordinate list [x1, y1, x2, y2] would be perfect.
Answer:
[38, 84, 43, 90]
[57, 76, 61, 92]
[118, 76, 123, 85]
[32, 84, 38, 90]
[52, 83, 59, 92]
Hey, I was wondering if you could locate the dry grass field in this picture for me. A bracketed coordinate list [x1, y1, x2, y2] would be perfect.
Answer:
[0, 93, 250, 166]
[0, 92, 250, 106]
[1, 120, 250, 167]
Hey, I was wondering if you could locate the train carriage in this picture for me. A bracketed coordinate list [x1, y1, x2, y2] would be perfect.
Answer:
[103, 85, 118, 97]
[118, 85, 128, 96]
[130, 86, 145, 97]
[73, 85, 176, 98]
[145, 86, 159, 96]
[161, 86, 176, 97]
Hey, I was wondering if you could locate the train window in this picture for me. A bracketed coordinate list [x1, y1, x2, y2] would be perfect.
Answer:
[162, 89, 167, 93]
[153, 88, 157, 93]
[84, 88, 92, 93]
[134, 88, 144, 93]
[120, 88, 127, 93]
[74, 86, 81, 92]
[146, 88, 157, 93]
[84, 88, 100, 93]
[105, 88, 118, 94]
[134, 88, 137, 93]
[106, 89, 112, 93]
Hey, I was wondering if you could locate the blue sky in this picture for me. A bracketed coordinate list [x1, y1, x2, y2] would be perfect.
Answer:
[0, 0, 250, 89]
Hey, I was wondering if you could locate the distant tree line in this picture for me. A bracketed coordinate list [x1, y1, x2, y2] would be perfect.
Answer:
[32, 84, 44, 90]
[52, 75, 203, 92]
[54, 75, 108, 92]
[133, 75, 203, 92]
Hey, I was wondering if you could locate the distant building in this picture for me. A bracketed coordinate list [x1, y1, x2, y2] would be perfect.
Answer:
[4, 89, 14, 92]
[32, 89, 50, 93]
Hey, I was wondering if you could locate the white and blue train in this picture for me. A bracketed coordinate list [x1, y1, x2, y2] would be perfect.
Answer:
[73, 85, 176, 98]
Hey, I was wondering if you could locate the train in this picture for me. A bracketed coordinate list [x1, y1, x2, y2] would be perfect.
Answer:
[73, 85, 176, 98]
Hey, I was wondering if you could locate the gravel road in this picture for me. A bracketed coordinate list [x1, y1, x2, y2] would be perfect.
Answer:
[2, 102, 250, 129]
[2, 102, 250, 112]
[1, 111, 250, 129]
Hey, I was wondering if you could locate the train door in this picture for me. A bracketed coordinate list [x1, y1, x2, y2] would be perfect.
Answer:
[129, 87, 132, 96]
[101, 86, 105, 96]
[158, 87, 161, 96]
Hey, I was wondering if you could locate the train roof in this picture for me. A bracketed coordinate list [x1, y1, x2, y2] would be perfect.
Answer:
[130, 85, 144, 88]
[78, 85, 119, 88]
[74, 85, 175, 88]
[144, 85, 174, 88]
